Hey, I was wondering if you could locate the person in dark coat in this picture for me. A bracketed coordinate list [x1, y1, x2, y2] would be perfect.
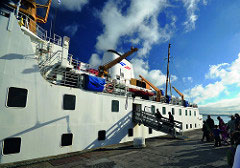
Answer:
[206, 115, 215, 141]
[235, 114, 240, 131]
[168, 112, 174, 125]
[155, 109, 162, 120]
[206, 115, 215, 130]
[201, 121, 210, 142]
[213, 125, 222, 147]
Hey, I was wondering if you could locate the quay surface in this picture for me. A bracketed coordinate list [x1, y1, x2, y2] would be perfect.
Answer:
[2, 129, 230, 168]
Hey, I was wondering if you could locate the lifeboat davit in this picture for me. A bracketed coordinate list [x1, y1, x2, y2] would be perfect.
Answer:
[129, 88, 154, 96]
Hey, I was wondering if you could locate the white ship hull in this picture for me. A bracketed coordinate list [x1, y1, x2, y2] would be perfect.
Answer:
[0, 8, 202, 164]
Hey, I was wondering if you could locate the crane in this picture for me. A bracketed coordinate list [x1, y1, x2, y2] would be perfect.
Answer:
[98, 47, 138, 77]
[139, 75, 162, 102]
[172, 86, 184, 101]
[10, 0, 52, 32]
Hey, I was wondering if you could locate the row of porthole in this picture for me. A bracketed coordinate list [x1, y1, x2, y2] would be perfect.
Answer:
[6, 87, 77, 109]
[186, 123, 197, 129]
[1, 129, 135, 155]
[2, 133, 73, 155]
[6, 87, 120, 112]
[155, 106, 197, 116]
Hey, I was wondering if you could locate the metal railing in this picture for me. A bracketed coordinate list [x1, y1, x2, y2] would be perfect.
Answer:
[2, 3, 62, 46]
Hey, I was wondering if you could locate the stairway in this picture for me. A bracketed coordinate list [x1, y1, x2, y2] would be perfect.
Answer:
[133, 109, 183, 138]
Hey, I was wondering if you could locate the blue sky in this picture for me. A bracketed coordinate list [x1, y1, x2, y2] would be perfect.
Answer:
[40, 0, 240, 114]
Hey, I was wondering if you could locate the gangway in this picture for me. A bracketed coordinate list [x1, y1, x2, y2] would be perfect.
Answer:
[133, 106, 183, 138]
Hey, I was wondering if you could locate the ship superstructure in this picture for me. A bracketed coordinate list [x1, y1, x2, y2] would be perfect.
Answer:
[0, 1, 202, 165]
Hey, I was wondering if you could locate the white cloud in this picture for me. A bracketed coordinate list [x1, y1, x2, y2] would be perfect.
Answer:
[95, 0, 174, 57]
[52, 0, 88, 11]
[199, 97, 240, 114]
[182, 0, 202, 32]
[63, 23, 79, 36]
[185, 53, 240, 105]
[89, 53, 102, 67]
[185, 81, 225, 104]
[202, 0, 208, 5]
[130, 38, 140, 45]
[183, 76, 193, 83]
[205, 53, 240, 86]
[131, 58, 177, 88]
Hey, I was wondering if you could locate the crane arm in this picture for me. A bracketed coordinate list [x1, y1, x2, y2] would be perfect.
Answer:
[139, 75, 162, 102]
[98, 47, 138, 77]
[172, 86, 184, 100]
[36, 0, 52, 23]
[139, 75, 160, 92]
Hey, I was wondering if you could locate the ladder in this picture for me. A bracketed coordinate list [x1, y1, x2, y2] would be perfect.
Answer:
[133, 107, 183, 138]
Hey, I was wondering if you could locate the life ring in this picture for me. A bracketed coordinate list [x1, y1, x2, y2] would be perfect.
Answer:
[105, 83, 114, 93]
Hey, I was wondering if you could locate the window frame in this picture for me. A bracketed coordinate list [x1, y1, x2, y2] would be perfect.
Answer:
[6, 87, 28, 108]
[179, 109, 182, 116]
[63, 94, 76, 110]
[98, 130, 106, 141]
[3, 137, 21, 155]
[61, 133, 73, 147]
[112, 100, 119, 112]
[162, 107, 166, 115]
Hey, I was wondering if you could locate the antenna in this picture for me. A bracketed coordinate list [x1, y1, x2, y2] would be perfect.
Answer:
[165, 43, 171, 97]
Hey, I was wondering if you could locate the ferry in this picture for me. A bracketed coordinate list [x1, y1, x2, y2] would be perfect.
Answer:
[0, 0, 202, 165]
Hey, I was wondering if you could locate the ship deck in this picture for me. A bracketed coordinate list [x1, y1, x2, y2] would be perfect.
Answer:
[3, 129, 229, 168]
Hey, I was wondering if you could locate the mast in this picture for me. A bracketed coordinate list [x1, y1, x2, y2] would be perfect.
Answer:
[165, 43, 171, 97]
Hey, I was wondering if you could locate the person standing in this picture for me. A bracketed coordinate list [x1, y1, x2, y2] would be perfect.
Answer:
[206, 115, 215, 130]
[206, 115, 215, 141]
[201, 121, 210, 142]
[168, 111, 174, 125]
[227, 115, 236, 145]
[213, 125, 221, 147]
[155, 109, 162, 120]
[235, 114, 240, 131]
[217, 116, 225, 130]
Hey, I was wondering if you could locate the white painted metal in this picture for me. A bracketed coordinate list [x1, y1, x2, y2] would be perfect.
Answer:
[0, 8, 202, 164]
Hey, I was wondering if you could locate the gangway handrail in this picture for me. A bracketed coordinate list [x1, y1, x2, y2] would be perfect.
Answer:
[133, 107, 183, 131]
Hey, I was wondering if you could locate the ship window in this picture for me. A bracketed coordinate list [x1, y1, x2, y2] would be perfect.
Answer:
[3, 137, 21, 155]
[128, 128, 133, 137]
[112, 100, 119, 112]
[195, 123, 197, 128]
[189, 110, 191, 116]
[162, 107, 166, 115]
[190, 124, 192, 128]
[172, 108, 175, 115]
[61, 133, 73, 146]
[149, 128, 153, 134]
[98, 130, 106, 141]
[186, 124, 188, 129]
[7, 87, 28, 107]
[151, 105, 155, 114]
[179, 109, 182, 116]
[194, 111, 196, 116]
[63, 94, 76, 110]
[185, 110, 187, 116]
[116, 75, 120, 80]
